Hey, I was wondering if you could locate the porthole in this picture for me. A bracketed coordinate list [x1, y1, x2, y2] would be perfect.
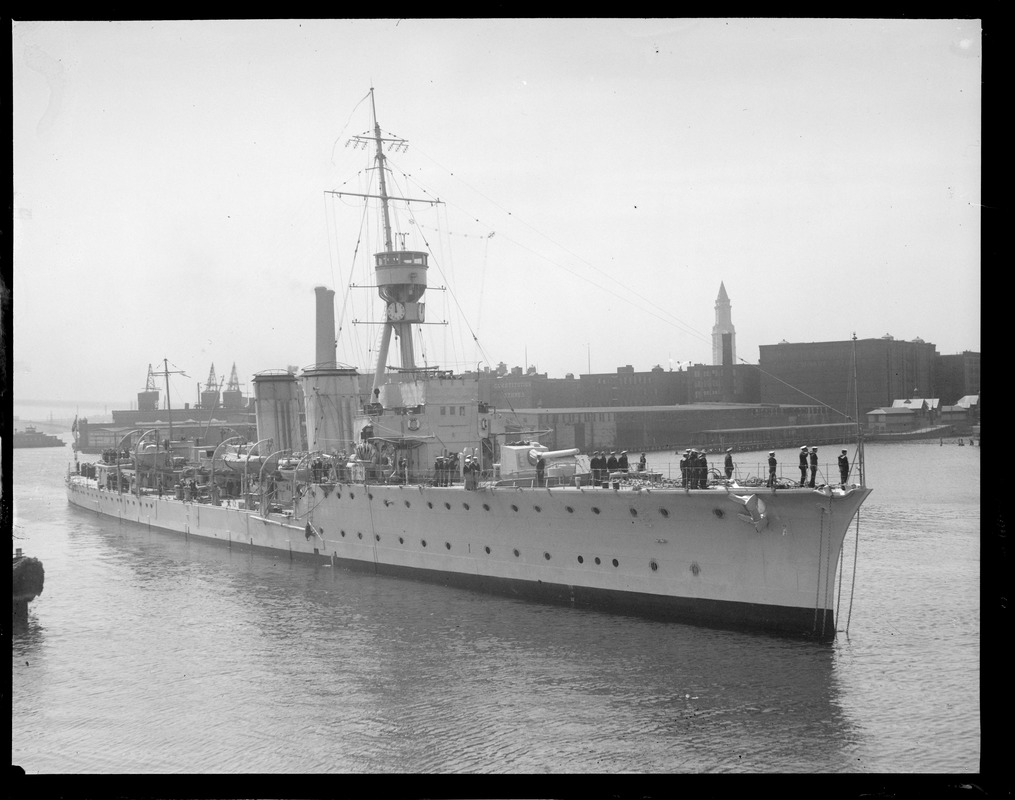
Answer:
[368, 493, 374, 500]
[383, 499, 391, 506]
[594, 557, 601, 565]
[513, 548, 520, 557]
[484, 546, 491, 554]
[421, 539, 428, 548]
[533, 505, 541, 513]
[629, 508, 638, 517]
[544, 552, 551, 560]
[340, 530, 346, 537]
[404, 501, 411, 508]
[577, 555, 584, 564]
[650, 560, 658, 571]
[399, 537, 405, 544]
[713, 508, 725, 519]
[659, 508, 669, 518]
[612, 558, 619, 567]
[592, 507, 601, 514]
[511, 504, 519, 512]
[427, 501, 433, 509]
[483, 504, 491, 511]
[349, 492, 355, 500]
[375, 534, 380, 542]
[445, 502, 451, 510]
[566, 506, 574, 513]
[445, 542, 451, 550]
[357, 532, 363, 539]
[463, 503, 470, 510]
[336, 492, 342, 500]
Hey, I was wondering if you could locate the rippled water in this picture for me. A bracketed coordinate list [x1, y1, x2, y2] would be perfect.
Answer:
[11, 438, 981, 773]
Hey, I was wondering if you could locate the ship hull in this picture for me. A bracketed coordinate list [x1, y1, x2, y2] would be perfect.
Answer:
[67, 475, 870, 639]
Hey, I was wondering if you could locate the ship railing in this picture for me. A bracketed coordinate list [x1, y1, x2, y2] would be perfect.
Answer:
[654, 458, 853, 488]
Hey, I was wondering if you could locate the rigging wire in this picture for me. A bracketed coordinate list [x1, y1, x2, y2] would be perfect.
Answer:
[403, 144, 713, 348]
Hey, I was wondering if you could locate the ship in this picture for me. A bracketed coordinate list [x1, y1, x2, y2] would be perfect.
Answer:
[66, 89, 872, 640]
[13, 426, 65, 448]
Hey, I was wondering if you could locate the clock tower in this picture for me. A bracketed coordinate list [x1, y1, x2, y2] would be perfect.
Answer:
[711, 282, 736, 366]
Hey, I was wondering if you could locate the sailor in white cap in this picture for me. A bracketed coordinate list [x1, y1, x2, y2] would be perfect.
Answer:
[618, 450, 629, 473]
[724, 447, 735, 480]
[799, 446, 809, 486]
[809, 446, 818, 488]
[679, 449, 690, 488]
[768, 451, 778, 488]
[838, 448, 850, 487]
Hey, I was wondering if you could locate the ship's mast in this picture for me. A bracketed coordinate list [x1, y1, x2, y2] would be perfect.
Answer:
[159, 358, 187, 445]
[370, 88, 394, 253]
[328, 89, 442, 401]
[852, 333, 865, 487]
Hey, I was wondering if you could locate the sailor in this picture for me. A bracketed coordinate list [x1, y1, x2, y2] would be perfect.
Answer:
[606, 451, 619, 475]
[618, 451, 629, 473]
[698, 450, 709, 489]
[535, 454, 546, 487]
[591, 451, 602, 484]
[680, 449, 690, 488]
[838, 449, 849, 487]
[724, 448, 734, 480]
[434, 454, 445, 486]
[809, 447, 818, 488]
[799, 446, 809, 486]
[638, 453, 647, 472]
[767, 451, 778, 488]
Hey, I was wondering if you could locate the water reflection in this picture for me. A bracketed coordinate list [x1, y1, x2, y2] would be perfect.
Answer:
[69, 508, 862, 772]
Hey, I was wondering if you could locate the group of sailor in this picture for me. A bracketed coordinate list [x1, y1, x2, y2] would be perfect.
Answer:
[797, 446, 821, 487]
[589, 450, 629, 484]
[678, 448, 711, 489]
[773, 445, 850, 489]
[432, 453, 460, 486]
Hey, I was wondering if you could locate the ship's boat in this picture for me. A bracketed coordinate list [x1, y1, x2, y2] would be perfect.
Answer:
[66, 90, 872, 640]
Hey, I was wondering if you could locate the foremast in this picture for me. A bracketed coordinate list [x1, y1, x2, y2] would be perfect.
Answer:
[331, 88, 443, 400]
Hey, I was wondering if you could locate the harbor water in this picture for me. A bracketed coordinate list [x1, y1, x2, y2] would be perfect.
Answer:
[11, 437, 982, 774]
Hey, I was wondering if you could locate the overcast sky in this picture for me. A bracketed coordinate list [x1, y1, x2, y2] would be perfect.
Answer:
[12, 18, 981, 414]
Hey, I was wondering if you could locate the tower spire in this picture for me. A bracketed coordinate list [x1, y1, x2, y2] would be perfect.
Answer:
[712, 282, 736, 366]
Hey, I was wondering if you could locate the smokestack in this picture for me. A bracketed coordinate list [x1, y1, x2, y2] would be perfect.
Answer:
[314, 286, 337, 368]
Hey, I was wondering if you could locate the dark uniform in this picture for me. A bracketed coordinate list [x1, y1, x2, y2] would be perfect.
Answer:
[799, 446, 809, 486]
[767, 452, 777, 488]
[838, 450, 849, 487]
[535, 455, 546, 487]
[606, 452, 619, 475]
[618, 451, 629, 473]
[809, 448, 818, 488]
[698, 451, 709, 488]
[724, 449, 734, 480]
[679, 450, 689, 487]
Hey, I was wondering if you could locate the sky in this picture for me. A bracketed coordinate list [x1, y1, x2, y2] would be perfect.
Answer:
[11, 18, 981, 416]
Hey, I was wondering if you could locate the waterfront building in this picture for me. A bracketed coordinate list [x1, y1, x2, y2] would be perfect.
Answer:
[758, 336, 939, 417]
[686, 363, 760, 404]
[936, 351, 980, 405]
[504, 402, 840, 453]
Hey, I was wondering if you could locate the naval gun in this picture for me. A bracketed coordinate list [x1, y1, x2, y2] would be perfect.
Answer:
[495, 441, 581, 484]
